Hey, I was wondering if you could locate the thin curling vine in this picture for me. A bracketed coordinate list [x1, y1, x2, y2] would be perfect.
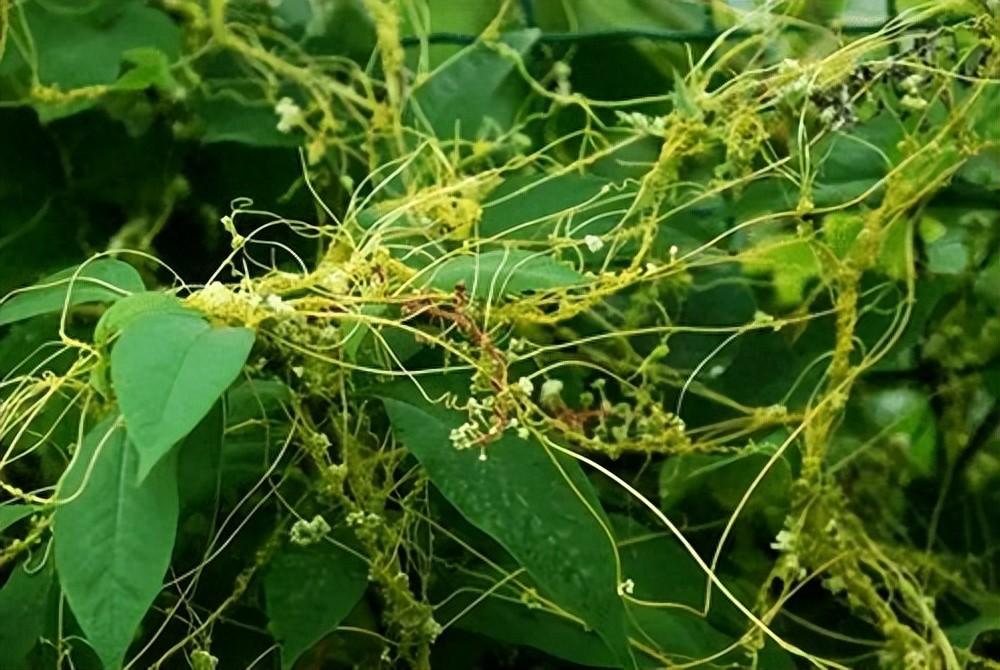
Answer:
[1, 1, 999, 669]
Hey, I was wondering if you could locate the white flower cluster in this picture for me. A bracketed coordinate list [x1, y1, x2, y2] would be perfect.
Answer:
[197, 281, 234, 309]
[777, 58, 815, 99]
[346, 510, 381, 527]
[770, 529, 796, 552]
[900, 73, 929, 111]
[265, 293, 295, 314]
[275, 97, 304, 133]
[616, 111, 666, 135]
[290, 514, 331, 546]
[508, 337, 528, 353]
[448, 419, 481, 452]
[540, 378, 564, 405]
[583, 234, 604, 253]
[449, 394, 532, 454]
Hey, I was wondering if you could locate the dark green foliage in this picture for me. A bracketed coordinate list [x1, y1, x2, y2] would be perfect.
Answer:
[1, 1, 999, 669]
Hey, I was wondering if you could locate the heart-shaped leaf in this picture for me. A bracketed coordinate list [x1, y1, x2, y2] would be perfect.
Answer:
[0, 259, 144, 327]
[111, 312, 255, 482]
[423, 249, 583, 299]
[265, 539, 369, 670]
[381, 379, 634, 667]
[54, 417, 179, 670]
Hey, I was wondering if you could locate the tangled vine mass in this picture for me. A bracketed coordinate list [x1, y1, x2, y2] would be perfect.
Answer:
[1, 0, 1000, 669]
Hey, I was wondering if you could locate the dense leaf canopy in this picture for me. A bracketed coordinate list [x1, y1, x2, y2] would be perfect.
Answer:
[1, 1, 999, 669]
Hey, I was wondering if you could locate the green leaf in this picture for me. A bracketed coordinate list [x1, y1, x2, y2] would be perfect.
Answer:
[0, 259, 144, 327]
[111, 312, 255, 483]
[448, 591, 618, 667]
[381, 380, 634, 667]
[265, 540, 369, 670]
[423, 249, 583, 299]
[0, 504, 39, 533]
[920, 216, 970, 275]
[860, 387, 938, 477]
[92, 291, 195, 401]
[53, 417, 179, 670]
[742, 236, 821, 307]
[659, 445, 793, 528]
[176, 401, 225, 514]
[410, 30, 539, 139]
[194, 96, 300, 147]
[25, 2, 181, 90]
[947, 600, 1000, 650]
[94, 292, 192, 346]
[114, 48, 177, 92]
[479, 173, 629, 241]
[0, 556, 57, 670]
[208, 379, 292, 500]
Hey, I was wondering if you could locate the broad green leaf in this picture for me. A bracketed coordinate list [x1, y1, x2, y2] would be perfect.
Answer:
[658, 452, 719, 512]
[54, 417, 179, 670]
[479, 173, 629, 241]
[920, 216, 970, 275]
[176, 402, 225, 515]
[25, 2, 180, 90]
[947, 600, 1000, 649]
[447, 591, 619, 667]
[111, 312, 255, 483]
[226, 378, 292, 425]
[0, 259, 144, 327]
[265, 540, 369, 670]
[614, 522, 796, 668]
[409, 30, 539, 139]
[742, 237, 821, 307]
[423, 249, 583, 299]
[194, 96, 300, 147]
[659, 446, 792, 529]
[860, 387, 938, 477]
[381, 381, 634, 667]
[114, 48, 177, 92]
[0, 557, 57, 670]
[822, 212, 864, 259]
[811, 113, 904, 206]
[94, 292, 192, 346]
[0, 504, 39, 533]
[211, 380, 293, 500]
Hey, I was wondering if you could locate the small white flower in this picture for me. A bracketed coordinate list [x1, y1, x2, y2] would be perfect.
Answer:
[319, 269, 349, 293]
[540, 379, 564, 404]
[449, 421, 478, 450]
[516, 376, 534, 395]
[290, 514, 331, 546]
[901, 94, 928, 111]
[517, 426, 530, 439]
[669, 244, 679, 262]
[478, 450, 488, 461]
[901, 73, 923, 92]
[275, 97, 304, 133]
[819, 106, 839, 125]
[199, 281, 231, 308]
[266, 294, 294, 313]
[583, 234, 604, 253]
[771, 529, 796, 552]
